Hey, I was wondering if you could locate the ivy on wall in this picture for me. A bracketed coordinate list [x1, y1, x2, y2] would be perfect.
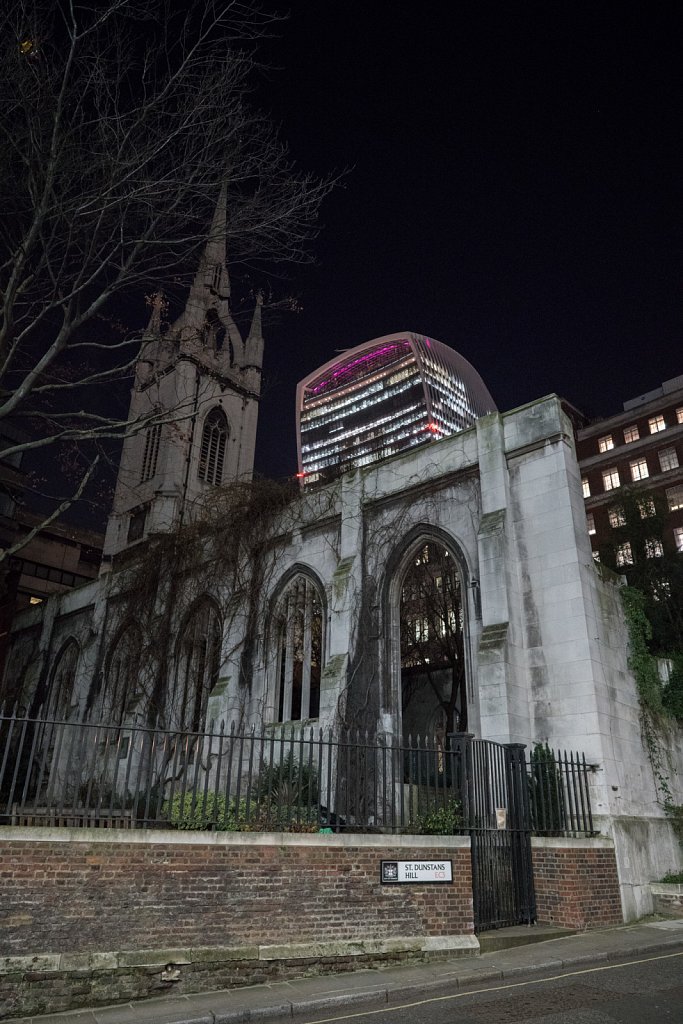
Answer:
[620, 586, 681, 845]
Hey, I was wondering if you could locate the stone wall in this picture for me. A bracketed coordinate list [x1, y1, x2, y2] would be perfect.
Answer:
[531, 837, 622, 929]
[0, 828, 475, 1019]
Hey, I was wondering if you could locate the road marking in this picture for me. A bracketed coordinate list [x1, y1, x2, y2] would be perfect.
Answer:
[300, 949, 683, 1024]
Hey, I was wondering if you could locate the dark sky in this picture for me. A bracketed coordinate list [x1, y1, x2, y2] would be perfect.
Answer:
[249, 1, 682, 479]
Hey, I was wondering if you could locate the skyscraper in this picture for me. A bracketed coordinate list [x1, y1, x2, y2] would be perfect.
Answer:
[296, 332, 496, 485]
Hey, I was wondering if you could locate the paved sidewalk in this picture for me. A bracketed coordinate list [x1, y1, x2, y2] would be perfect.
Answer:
[7, 920, 683, 1024]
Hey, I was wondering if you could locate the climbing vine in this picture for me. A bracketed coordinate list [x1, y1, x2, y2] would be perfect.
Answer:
[620, 586, 681, 843]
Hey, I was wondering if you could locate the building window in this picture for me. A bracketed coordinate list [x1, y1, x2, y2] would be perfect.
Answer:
[140, 424, 161, 483]
[598, 435, 614, 453]
[648, 415, 666, 434]
[674, 526, 683, 553]
[608, 508, 625, 529]
[645, 539, 664, 559]
[127, 505, 147, 543]
[667, 485, 683, 512]
[586, 513, 596, 535]
[658, 447, 679, 473]
[602, 467, 620, 491]
[629, 457, 649, 482]
[582, 478, 590, 498]
[198, 408, 228, 485]
[638, 498, 656, 518]
[273, 574, 323, 723]
[677, 407, 683, 425]
[592, 551, 600, 563]
[615, 542, 633, 567]
[173, 598, 222, 732]
[104, 623, 143, 725]
[623, 424, 639, 444]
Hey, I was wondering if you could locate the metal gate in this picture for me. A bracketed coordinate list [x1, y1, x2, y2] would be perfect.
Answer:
[451, 735, 536, 932]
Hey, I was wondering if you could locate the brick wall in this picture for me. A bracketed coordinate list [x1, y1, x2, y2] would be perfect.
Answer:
[531, 837, 622, 929]
[0, 830, 473, 957]
[0, 829, 474, 1017]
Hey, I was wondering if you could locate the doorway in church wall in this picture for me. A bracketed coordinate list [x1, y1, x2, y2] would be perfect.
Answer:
[399, 540, 468, 746]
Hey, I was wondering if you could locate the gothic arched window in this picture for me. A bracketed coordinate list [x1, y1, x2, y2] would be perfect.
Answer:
[198, 408, 228, 485]
[103, 622, 143, 725]
[272, 574, 323, 723]
[47, 639, 80, 719]
[172, 598, 222, 732]
[399, 540, 467, 738]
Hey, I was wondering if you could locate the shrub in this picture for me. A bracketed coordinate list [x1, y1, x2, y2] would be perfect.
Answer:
[412, 799, 462, 835]
[660, 871, 683, 884]
[163, 792, 247, 831]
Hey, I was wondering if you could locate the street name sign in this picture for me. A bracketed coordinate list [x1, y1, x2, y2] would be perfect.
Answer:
[380, 859, 453, 884]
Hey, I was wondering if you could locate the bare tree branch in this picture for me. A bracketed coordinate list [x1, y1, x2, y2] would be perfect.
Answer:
[0, 0, 335, 549]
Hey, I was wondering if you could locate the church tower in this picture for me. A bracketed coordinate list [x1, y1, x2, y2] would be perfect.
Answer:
[102, 186, 264, 561]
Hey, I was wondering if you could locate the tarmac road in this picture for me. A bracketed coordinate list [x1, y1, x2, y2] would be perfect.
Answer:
[292, 949, 683, 1024]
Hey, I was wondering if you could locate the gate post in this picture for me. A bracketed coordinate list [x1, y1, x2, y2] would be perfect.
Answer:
[504, 742, 536, 924]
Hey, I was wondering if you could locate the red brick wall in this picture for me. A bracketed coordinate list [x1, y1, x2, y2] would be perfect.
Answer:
[0, 834, 473, 958]
[531, 841, 622, 928]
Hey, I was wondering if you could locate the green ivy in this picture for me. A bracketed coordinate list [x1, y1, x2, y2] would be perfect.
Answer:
[620, 586, 683, 845]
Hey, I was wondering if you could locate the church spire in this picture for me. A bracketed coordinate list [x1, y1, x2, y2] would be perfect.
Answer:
[190, 181, 230, 301]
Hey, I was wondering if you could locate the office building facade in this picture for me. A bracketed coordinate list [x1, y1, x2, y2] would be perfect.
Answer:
[296, 332, 496, 485]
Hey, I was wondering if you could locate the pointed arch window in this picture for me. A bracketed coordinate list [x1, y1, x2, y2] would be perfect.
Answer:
[47, 639, 80, 719]
[272, 574, 323, 723]
[399, 540, 467, 737]
[173, 598, 222, 732]
[198, 408, 228, 485]
[103, 623, 143, 725]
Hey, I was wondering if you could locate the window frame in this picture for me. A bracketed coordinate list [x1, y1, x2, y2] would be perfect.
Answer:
[648, 414, 666, 434]
[658, 447, 679, 473]
[629, 457, 649, 482]
[598, 434, 614, 453]
[623, 424, 639, 444]
[602, 467, 620, 492]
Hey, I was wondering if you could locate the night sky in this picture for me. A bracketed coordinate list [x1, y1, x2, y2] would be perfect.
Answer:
[249, 2, 682, 479]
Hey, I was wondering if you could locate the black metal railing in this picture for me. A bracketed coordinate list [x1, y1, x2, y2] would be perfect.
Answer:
[0, 706, 596, 837]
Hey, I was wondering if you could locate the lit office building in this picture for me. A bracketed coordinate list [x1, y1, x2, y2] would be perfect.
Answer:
[296, 332, 496, 485]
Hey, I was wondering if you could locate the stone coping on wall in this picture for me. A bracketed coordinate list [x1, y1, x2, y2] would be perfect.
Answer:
[0, 936, 480, 978]
[0, 826, 472, 849]
[530, 836, 615, 850]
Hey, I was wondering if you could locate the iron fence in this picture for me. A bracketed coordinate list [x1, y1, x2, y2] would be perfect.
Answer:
[0, 706, 595, 837]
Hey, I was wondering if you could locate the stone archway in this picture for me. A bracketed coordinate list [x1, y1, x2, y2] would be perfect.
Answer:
[398, 539, 468, 744]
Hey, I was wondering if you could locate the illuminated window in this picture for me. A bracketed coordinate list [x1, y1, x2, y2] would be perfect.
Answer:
[592, 551, 600, 563]
[140, 423, 161, 483]
[586, 513, 596, 535]
[602, 468, 620, 491]
[674, 526, 683, 553]
[198, 408, 228, 485]
[677, 407, 683, 425]
[639, 498, 656, 518]
[598, 435, 614, 453]
[615, 542, 633, 567]
[645, 539, 664, 559]
[658, 447, 679, 473]
[623, 424, 639, 444]
[649, 415, 666, 434]
[630, 458, 649, 482]
[608, 508, 625, 529]
[582, 478, 590, 498]
[29, 595, 43, 605]
[666, 485, 683, 512]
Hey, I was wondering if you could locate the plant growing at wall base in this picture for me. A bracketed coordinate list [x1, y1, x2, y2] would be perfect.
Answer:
[164, 792, 247, 831]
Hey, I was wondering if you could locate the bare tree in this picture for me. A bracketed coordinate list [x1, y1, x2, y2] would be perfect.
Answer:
[0, 0, 333, 555]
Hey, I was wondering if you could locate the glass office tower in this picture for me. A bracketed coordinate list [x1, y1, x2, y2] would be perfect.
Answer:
[296, 332, 496, 486]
